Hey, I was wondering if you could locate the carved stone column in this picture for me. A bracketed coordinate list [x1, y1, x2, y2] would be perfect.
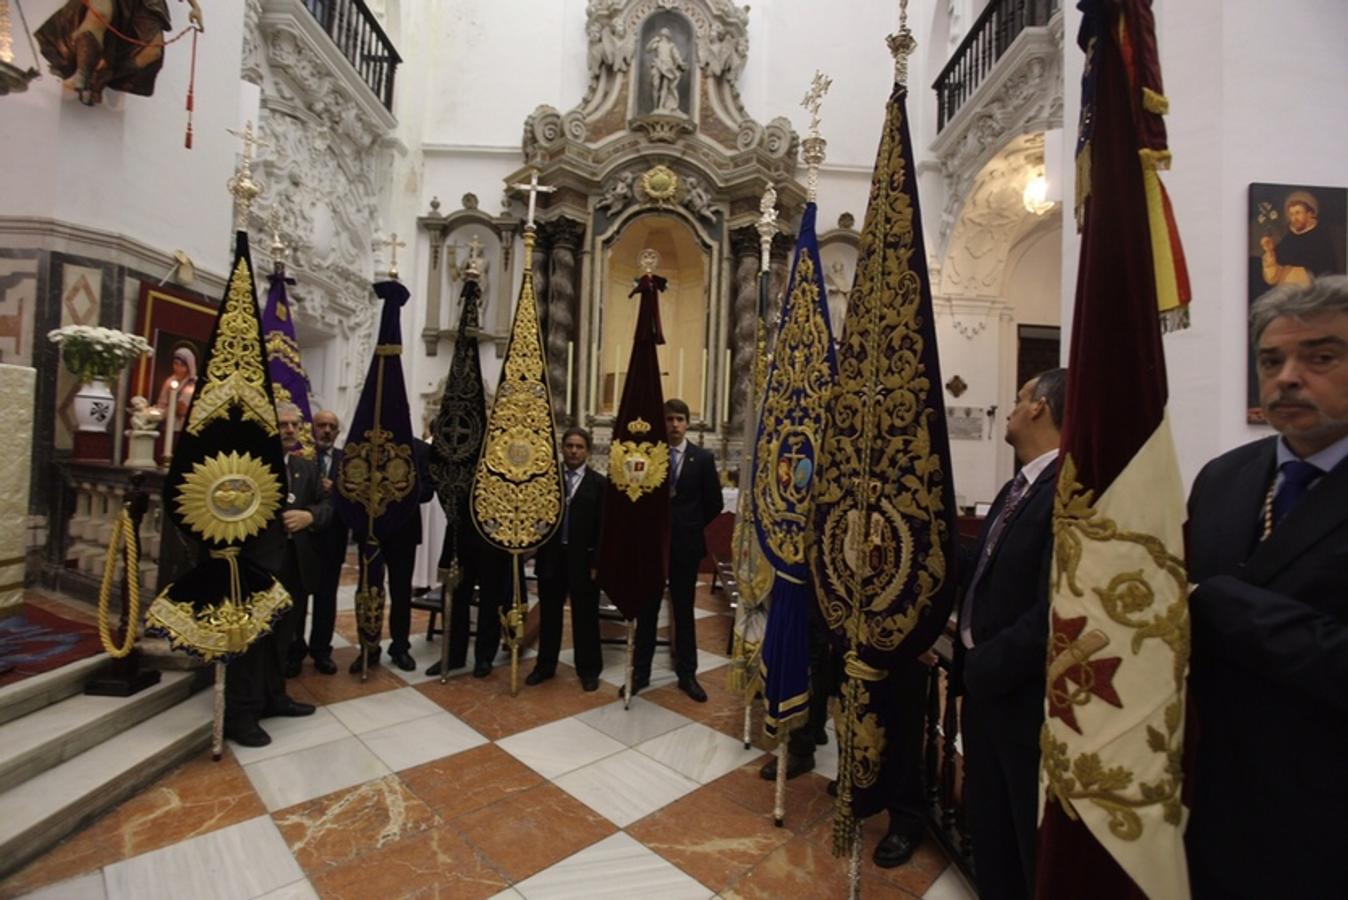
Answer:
[729, 226, 761, 433]
[544, 218, 585, 424]
[420, 204, 451, 356]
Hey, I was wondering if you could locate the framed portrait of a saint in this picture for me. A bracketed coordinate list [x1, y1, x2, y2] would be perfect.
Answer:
[1247, 183, 1347, 422]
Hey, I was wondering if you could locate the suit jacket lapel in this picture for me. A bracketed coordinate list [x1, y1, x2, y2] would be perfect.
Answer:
[984, 460, 1058, 571]
[1241, 455, 1348, 585]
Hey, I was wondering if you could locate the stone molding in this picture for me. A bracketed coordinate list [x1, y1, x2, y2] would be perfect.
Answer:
[929, 9, 1064, 260]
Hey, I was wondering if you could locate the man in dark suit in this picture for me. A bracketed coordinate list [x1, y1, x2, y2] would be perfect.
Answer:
[430, 499, 514, 678]
[633, 398, 724, 702]
[274, 404, 333, 679]
[349, 437, 436, 673]
[528, 427, 608, 692]
[287, 408, 345, 675]
[956, 367, 1065, 898]
[1186, 277, 1348, 899]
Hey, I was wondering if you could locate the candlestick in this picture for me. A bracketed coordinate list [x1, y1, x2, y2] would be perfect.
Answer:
[722, 348, 732, 427]
[700, 348, 708, 420]
[612, 342, 621, 413]
[162, 379, 180, 462]
[565, 341, 574, 417]
[677, 349, 685, 402]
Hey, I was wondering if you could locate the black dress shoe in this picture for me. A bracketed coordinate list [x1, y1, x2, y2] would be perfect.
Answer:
[348, 653, 381, 674]
[873, 832, 919, 869]
[284, 658, 302, 678]
[472, 660, 492, 678]
[391, 651, 417, 672]
[827, 779, 838, 797]
[265, 697, 316, 718]
[226, 721, 271, 747]
[425, 657, 465, 678]
[524, 668, 553, 686]
[581, 676, 600, 692]
[677, 675, 708, 703]
[313, 656, 337, 675]
[759, 752, 816, 781]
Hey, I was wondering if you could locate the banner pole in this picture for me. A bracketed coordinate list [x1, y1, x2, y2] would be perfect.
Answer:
[773, 741, 787, 827]
[847, 821, 863, 900]
[211, 662, 225, 761]
[624, 620, 635, 710]
[438, 559, 459, 685]
[742, 702, 752, 749]
[510, 554, 522, 697]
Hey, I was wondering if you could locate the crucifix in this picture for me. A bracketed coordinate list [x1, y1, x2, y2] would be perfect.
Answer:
[379, 232, 407, 280]
[509, 170, 557, 229]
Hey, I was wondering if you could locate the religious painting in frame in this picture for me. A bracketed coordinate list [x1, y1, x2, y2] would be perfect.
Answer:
[127, 280, 217, 455]
[1246, 183, 1347, 422]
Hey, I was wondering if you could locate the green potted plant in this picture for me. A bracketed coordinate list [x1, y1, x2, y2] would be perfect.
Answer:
[48, 325, 153, 432]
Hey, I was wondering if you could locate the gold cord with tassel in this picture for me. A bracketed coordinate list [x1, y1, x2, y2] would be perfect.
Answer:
[96, 509, 141, 659]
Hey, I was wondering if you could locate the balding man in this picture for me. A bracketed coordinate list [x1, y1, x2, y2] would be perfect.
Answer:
[274, 404, 332, 677]
[287, 409, 345, 674]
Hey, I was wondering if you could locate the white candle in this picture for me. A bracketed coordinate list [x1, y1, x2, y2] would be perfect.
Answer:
[163, 379, 180, 462]
[612, 342, 621, 412]
[700, 348, 708, 419]
[565, 341, 574, 415]
[722, 349, 732, 427]
[677, 349, 685, 401]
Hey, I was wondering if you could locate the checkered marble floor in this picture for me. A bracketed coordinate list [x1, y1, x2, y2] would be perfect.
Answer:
[1, 582, 975, 900]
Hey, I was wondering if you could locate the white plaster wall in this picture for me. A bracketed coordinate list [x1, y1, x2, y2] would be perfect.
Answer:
[0, 0, 246, 276]
[1054, 0, 1348, 488]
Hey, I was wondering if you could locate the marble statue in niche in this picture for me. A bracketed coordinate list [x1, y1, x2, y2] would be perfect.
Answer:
[636, 13, 693, 117]
[647, 28, 685, 113]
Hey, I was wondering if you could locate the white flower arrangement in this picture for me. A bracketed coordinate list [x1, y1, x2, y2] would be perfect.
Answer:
[48, 325, 154, 384]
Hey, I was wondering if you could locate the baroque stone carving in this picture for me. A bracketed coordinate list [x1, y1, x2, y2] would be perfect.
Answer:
[929, 8, 1064, 260]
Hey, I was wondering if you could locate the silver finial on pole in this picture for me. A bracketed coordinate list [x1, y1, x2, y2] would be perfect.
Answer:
[887, 0, 917, 87]
[800, 70, 832, 204]
[756, 185, 778, 274]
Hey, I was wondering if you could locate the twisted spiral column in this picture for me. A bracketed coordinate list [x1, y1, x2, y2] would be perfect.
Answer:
[729, 227, 761, 435]
[545, 218, 585, 425]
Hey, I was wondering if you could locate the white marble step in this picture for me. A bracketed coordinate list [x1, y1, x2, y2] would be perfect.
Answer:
[0, 670, 195, 794]
[0, 656, 109, 727]
[0, 690, 212, 881]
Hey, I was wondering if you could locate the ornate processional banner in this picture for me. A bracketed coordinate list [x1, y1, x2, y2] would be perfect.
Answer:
[808, 80, 958, 850]
[146, 231, 292, 663]
[755, 201, 837, 737]
[262, 269, 315, 459]
[429, 277, 488, 573]
[597, 270, 671, 621]
[1035, 2, 1190, 896]
[334, 281, 419, 656]
[469, 229, 563, 554]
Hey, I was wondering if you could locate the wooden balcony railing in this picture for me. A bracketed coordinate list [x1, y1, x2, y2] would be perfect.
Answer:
[302, 0, 401, 112]
[933, 0, 1059, 131]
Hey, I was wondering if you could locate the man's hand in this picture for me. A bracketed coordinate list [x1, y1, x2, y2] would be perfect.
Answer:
[186, 0, 204, 31]
[321, 477, 333, 493]
[282, 509, 314, 533]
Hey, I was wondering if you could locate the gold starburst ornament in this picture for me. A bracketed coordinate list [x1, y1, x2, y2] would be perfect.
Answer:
[174, 450, 283, 544]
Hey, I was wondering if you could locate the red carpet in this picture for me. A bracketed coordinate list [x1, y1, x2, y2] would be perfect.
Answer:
[0, 604, 104, 687]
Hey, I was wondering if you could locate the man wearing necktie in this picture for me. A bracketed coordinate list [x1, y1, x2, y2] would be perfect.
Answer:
[1186, 277, 1348, 899]
[287, 408, 346, 675]
[527, 427, 608, 691]
[955, 367, 1065, 898]
[632, 398, 723, 702]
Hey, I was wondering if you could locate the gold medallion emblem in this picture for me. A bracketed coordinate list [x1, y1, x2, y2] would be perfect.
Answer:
[640, 165, 679, 203]
[175, 450, 282, 544]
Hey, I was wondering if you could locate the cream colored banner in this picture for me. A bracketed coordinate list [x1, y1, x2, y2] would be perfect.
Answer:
[0, 365, 35, 616]
[1041, 414, 1190, 899]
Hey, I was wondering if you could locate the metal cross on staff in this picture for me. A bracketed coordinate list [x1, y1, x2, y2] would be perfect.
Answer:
[226, 120, 268, 230]
[509, 170, 557, 229]
[379, 232, 407, 280]
[801, 70, 833, 137]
